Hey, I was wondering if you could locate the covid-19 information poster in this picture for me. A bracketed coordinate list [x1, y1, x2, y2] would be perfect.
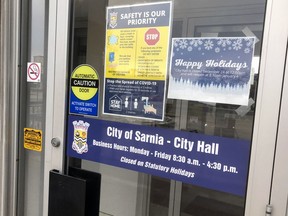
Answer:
[103, 2, 172, 121]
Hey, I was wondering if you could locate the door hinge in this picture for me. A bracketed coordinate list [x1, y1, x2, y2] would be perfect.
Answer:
[266, 204, 272, 216]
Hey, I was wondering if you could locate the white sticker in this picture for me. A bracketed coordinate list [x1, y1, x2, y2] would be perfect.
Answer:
[27, 62, 41, 82]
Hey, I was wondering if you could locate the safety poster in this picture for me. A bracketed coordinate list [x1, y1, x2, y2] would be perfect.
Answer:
[103, 2, 172, 120]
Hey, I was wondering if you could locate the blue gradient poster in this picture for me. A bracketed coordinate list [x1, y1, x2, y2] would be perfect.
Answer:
[67, 115, 251, 196]
[168, 37, 255, 105]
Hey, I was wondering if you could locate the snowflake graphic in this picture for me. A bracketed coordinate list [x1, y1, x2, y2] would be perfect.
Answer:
[232, 39, 243, 50]
[215, 47, 220, 53]
[179, 39, 188, 49]
[217, 39, 232, 47]
[204, 40, 214, 50]
[244, 48, 251, 54]
[191, 39, 203, 47]
[244, 38, 254, 47]
[187, 46, 193, 52]
[173, 39, 180, 47]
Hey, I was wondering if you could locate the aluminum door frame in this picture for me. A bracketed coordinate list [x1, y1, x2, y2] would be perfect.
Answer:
[0, 1, 21, 216]
[245, 0, 288, 214]
[269, 44, 288, 215]
[42, 0, 71, 215]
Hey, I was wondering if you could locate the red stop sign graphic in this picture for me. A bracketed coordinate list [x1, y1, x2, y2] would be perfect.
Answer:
[145, 28, 160, 45]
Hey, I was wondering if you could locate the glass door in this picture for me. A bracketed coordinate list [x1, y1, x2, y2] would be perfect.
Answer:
[41, 0, 288, 216]
[67, 0, 267, 216]
[17, 0, 48, 215]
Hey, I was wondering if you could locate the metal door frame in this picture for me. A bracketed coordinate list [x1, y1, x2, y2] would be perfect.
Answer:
[42, 0, 71, 215]
[0, 1, 21, 216]
[245, 0, 288, 214]
[268, 43, 288, 216]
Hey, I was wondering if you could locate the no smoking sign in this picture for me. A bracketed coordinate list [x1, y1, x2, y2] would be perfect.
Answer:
[27, 62, 41, 82]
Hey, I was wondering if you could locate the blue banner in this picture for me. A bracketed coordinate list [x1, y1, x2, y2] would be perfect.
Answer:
[107, 2, 171, 29]
[67, 115, 250, 196]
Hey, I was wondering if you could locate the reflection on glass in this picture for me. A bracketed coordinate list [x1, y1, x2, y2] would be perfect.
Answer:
[180, 184, 244, 216]
[149, 177, 170, 216]
[70, 0, 266, 215]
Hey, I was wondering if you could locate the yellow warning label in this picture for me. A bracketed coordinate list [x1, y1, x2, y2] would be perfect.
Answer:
[24, 128, 42, 152]
[71, 65, 99, 101]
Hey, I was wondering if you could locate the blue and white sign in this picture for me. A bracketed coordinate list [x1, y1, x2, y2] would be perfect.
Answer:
[69, 65, 99, 116]
[67, 115, 251, 196]
[168, 37, 255, 105]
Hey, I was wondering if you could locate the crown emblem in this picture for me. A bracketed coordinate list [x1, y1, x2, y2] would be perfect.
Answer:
[109, 12, 118, 28]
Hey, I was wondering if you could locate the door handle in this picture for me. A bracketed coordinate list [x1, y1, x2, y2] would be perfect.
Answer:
[51, 137, 61, 147]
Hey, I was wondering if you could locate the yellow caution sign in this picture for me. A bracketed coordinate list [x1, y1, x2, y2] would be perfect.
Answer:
[71, 65, 99, 101]
[24, 128, 42, 152]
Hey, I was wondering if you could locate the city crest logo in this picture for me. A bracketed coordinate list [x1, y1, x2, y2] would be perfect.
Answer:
[72, 120, 90, 154]
[109, 12, 118, 28]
